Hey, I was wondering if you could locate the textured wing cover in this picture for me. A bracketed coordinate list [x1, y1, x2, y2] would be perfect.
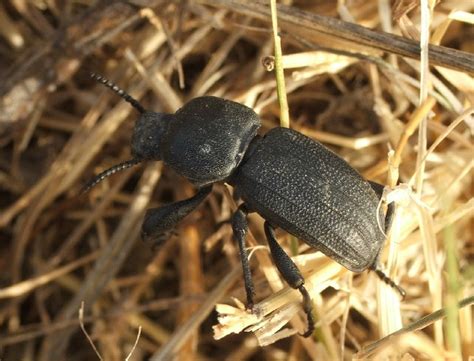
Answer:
[231, 127, 385, 272]
[162, 96, 260, 186]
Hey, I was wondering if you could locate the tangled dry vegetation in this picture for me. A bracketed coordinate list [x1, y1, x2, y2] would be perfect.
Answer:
[0, 1, 473, 360]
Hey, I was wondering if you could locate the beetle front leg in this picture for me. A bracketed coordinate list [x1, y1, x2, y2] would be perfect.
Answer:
[264, 221, 315, 337]
[231, 204, 256, 309]
[142, 185, 212, 248]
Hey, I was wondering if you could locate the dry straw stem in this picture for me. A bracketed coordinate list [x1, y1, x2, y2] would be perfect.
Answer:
[149, 265, 242, 361]
[200, 0, 474, 73]
[0, 1, 473, 360]
[389, 96, 437, 187]
[0, 252, 98, 299]
[39, 163, 163, 360]
[357, 295, 474, 359]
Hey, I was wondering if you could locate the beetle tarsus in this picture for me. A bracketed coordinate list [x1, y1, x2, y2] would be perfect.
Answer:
[298, 285, 315, 337]
[264, 221, 314, 337]
[372, 267, 406, 299]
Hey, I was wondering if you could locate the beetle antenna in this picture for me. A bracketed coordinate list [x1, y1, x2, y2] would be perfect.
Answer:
[82, 158, 142, 194]
[371, 266, 406, 299]
[90, 73, 146, 113]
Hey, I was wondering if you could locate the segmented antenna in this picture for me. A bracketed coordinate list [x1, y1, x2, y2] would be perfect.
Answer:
[371, 267, 407, 299]
[90, 73, 146, 113]
[82, 158, 142, 194]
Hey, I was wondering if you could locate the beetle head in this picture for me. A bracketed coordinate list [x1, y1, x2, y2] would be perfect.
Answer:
[83, 73, 170, 193]
[131, 111, 171, 161]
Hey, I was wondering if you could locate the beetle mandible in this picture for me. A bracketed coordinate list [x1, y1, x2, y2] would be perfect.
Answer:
[84, 73, 405, 337]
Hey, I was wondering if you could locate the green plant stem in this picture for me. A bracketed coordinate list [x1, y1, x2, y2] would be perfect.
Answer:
[270, 0, 289, 128]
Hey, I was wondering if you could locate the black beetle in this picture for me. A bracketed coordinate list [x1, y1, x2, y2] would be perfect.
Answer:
[84, 73, 405, 337]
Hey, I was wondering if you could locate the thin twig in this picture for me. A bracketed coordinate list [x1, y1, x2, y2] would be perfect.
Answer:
[79, 302, 103, 361]
[125, 326, 142, 361]
[357, 295, 474, 358]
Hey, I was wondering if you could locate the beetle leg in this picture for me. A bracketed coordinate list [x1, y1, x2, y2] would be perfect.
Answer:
[369, 181, 395, 233]
[141, 185, 212, 248]
[370, 265, 406, 299]
[231, 204, 256, 309]
[264, 221, 315, 338]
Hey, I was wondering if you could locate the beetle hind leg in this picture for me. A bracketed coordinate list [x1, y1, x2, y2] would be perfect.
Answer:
[264, 221, 314, 338]
[231, 204, 256, 308]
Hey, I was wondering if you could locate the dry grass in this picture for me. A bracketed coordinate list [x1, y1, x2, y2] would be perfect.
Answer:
[0, 1, 473, 360]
